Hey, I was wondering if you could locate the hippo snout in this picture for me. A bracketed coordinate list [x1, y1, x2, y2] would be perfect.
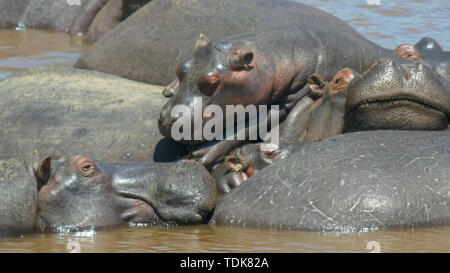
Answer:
[112, 160, 217, 225]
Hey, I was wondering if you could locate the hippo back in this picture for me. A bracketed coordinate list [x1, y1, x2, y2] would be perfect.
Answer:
[74, 0, 372, 85]
[212, 130, 450, 232]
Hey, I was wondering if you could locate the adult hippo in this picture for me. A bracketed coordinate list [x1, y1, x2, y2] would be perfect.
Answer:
[0, 158, 37, 236]
[394, 37, 449, 79]
[0, 67, 187, 162]
[0, 0, 86, 32]
[211, 130, 450, 232]
[35, 155, 216, 231]
[69, 0, 151, 43]
[75, 0, 406, 86]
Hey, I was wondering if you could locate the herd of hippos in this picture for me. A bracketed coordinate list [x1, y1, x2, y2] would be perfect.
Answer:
[0, 0, 449, 236]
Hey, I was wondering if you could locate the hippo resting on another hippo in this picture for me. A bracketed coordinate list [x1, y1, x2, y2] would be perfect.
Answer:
[395, 37, 450, 79]
[0, 0, 86, 31]
[75, 0, 406, 86]
[35, 156, 216, 231]
[69, 0, 151, 43]
[212, 59, 450, 193]
[0, 67, 187, 162]
[211, 130, 450, 232]
[157, 24, 420, 167]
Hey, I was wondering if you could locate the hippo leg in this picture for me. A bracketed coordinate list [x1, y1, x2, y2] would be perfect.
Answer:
[69, 0, 109, 35]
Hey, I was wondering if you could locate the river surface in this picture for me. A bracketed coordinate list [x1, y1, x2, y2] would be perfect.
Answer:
[0, 0, 449, 252]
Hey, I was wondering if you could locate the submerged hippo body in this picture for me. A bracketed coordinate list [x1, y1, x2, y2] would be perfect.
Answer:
[36, 156, 216, 231]
[0, 68, 187, 162]
[0, 158, 37, 236]
[212, 130, 450, 232]
[75, 0, 403, 86]
[0, 0, 87, 32]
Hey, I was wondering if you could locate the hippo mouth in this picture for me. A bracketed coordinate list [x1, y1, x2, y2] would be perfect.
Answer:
[115, 189, 206, 225]
[356, 95, 449, 118]
[349, 95, 449, 130]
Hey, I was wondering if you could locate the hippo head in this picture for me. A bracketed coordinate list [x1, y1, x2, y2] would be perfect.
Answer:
[304, 68, 356, 142]
[159, 34, 277, 145]
[344, 59, 450, 132]
[34, 155, 216, 231]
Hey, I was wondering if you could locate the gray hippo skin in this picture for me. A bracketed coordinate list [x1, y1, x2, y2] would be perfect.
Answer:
[75, 0, 404, 86]
[211, 130, 450, 232]
[36, 155, 216, 231]
[0, 67, 187, 162]
[0, 158, 37, 236]
[157, 25, 407, 165]
[212, 59, 450, 193]
[0, 0, 87, 32]
[70, 0, 151, 42]
[395, 37, 450, 79]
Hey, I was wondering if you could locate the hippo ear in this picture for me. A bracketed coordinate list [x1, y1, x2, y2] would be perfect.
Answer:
[231, 52, 254, 71]
[331, 68, 355, 92]
[195, 33, 211, 49]
[33, 156, 52, 190]
[307, 74, 325, 98]
[415, 37, 443, 52]
[394, 44, 424, 61]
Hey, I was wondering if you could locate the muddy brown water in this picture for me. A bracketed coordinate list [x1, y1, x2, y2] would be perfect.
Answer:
[0, 1, 449, 252]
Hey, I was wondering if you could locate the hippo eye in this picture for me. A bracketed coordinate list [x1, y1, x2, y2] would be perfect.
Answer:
[79, 162, 97, 175]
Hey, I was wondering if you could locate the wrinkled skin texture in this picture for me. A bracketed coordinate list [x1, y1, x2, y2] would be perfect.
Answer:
[212, 61, 450, 191]
[36, 156, 216, 231]
[344, 59, 450, 132]
[0, 158, 37, 236]
[394, 37, 450, 79]
[0, 0, 87, 32]
[211, 68, 356, 193]
[0, 68, 187, 162]
[212, 130, 450, 232]
[70, 0, 151, 42]
[75, 0, 404, 86]
[157, 3, 407, 166]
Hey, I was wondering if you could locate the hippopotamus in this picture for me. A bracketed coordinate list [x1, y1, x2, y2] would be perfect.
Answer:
[157, 21, 410, 167]
[36, 156, 216, 231]
[69, 0, 151, 43]
[211, 130, 450, 232]
[0, 0, 86, 32]
[394, 37, 450, 79]
[0, 158, 37, 236]
[75, 0, 406, 86]
[0, 67, 187, 162]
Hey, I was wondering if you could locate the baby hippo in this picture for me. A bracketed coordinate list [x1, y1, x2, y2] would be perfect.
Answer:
[35, 155, 216, 231]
